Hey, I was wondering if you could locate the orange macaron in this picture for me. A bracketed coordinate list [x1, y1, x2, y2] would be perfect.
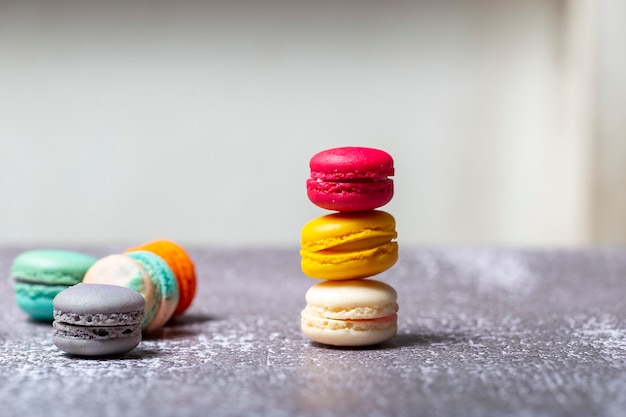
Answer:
[125, 239, 196, 317]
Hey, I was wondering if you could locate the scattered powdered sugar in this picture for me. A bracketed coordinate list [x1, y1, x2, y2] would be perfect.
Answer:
[570, 314, 626, 358]
[443, 249, 538, 295]
[1, 247, 626, 417]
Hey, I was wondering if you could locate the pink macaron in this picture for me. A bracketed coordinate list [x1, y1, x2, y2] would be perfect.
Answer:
[306, 147, 394, 212]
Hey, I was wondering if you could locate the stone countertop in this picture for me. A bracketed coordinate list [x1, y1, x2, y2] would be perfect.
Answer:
[1, 246, 625, 417]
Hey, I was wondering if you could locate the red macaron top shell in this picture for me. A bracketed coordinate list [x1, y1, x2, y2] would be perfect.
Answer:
[309, 147, 394, 181]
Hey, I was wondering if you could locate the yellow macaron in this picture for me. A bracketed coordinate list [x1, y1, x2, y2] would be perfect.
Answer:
[300, 210, 398, 280]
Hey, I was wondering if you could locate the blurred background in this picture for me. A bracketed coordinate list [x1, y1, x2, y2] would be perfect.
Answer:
[0, 0, 624, 248]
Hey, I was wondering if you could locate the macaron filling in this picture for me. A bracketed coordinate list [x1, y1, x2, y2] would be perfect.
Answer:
[302, 302, 398, 320]
[13, 277, 70, 286]
[310, 176, 390, 182]
[317, 236, 397, 253]
[53, 321, 142, 340]
[306, 178, 393, 195]
[302, 310, 398, 332]
[301, 310, 397, 333]
[346, 314, 397, 324]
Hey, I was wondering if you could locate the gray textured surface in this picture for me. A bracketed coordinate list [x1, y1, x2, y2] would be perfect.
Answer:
[1, 246, 626, 417]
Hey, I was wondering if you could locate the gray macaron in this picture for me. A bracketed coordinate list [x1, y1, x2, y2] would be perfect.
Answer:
[52, 283, 145, 357]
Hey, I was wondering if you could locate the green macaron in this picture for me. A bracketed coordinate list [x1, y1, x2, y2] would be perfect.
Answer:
[11, 249, 97, 321]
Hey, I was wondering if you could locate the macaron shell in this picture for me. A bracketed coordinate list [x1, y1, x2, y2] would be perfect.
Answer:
[11, 249, 97, 285]
[306, 178, 393, 212]
[53, 331, 142, 357]
[125, 239, 196, 317]
[304, 279, 398, 314]
[301, 242, 398, 280]
[53, 283, 145, 322]
[13, 282, 68, 322]
[82, 254, 158, 330]
[309, 147, 394, 181]
[125, 251, 179, 333]
[301, 312, 397, 347]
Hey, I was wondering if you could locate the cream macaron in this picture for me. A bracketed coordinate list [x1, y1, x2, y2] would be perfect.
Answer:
[301, 279, 398, 346]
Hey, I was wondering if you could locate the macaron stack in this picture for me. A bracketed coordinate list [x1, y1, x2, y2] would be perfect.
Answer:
[300, 147, 399, 347]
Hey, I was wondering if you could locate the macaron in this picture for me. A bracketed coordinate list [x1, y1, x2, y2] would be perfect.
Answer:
[125, 251, 179, 333]
[300, 210, 398, 280]
[307, 146, 394, 212]
[10, 249, 97, 321]
[53, 283, 145, 357]
[82, 254, 160, 332]
[125, 239, 196, 317]
[301, 279, 398, 346]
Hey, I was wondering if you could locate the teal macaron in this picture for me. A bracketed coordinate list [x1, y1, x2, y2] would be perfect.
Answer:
[126, 251, 179, 333]
[11, 249, 97, 321]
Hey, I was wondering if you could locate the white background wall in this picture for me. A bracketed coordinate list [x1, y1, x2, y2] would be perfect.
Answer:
[593, 0, 626, 243]
[0, 0, 620, 247]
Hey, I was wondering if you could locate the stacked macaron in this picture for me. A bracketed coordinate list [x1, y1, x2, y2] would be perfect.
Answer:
[300, 147, 399, 347]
